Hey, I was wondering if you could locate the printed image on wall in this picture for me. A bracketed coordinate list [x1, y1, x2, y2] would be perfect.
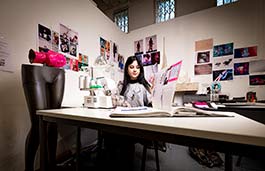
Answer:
[197, 51, 210, 64]
[213, 69, 233, 81]
[70, 58, 79, 71]
[100, 37, 110, 61]
[195, 38, 213, 51]
[145, 35, 157, 53]
[151, 51, 160, 65]
[234, 46, 257, 58]
[78, 53, 89, 71]
[38, 24, 52, 51]
[194, 64, 212, 75]
[213, 43, 233, 57]
[118, 54, 124, 70]
[234, 62, 249, 76]
[142, 53, 152, 66]
[249, 74, 265, 85]
[134, 39, 143, 55]
[249, 60, 265, 73]
[52, 31, 59, 52]
[213, 57, 233, 70]
[60, 24, 79, 58]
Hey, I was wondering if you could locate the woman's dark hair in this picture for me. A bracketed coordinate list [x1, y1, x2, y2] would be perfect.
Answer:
[120, 56, 151, 95]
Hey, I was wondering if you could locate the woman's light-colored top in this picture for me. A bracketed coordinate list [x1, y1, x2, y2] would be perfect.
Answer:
[123, 83, 151, 107]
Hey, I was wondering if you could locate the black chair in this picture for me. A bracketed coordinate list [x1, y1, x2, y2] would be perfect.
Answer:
[141, 141, 160, 171]
[22, 64, 65, 171]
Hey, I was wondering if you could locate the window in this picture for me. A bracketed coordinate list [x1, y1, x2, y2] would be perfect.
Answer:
[114, 9, 128, 33]
[155, 0, 175, 23]
[216, 0, 238, 6]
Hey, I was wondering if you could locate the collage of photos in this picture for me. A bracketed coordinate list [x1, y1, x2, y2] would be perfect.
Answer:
[195, 38, 263, 86]
[194, 38, 213, 75]
[59, 24, 79, 58]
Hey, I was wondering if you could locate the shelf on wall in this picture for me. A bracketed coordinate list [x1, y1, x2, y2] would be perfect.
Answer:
[175, 82, 199, 92]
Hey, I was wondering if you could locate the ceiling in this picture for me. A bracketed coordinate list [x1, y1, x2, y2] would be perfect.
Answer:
[93, 0, 129, 11]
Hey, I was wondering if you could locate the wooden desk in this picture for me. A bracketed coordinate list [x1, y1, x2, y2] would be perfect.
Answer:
[37, 108, 265, 171]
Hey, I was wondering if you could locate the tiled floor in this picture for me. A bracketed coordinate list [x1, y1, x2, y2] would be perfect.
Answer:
[57, 143, 265, 171]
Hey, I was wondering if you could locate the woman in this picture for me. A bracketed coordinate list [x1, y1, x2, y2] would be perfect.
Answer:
[120, 56, 153, 107]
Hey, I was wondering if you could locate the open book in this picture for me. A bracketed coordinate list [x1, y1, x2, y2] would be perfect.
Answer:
[109, 106, 234, 117]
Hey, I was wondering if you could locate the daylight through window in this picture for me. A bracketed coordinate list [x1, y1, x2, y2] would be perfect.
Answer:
[114, 9, 128, 33]
[155, 0, 175, 23]
[216, 0, 238, 6]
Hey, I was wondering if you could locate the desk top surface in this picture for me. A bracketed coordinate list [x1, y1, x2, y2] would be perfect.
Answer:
[37, 107, 265, 147]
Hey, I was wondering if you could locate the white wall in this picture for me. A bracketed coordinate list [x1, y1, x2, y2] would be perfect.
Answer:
[124, 0, 265, 101]
[0, 0, 125, 170]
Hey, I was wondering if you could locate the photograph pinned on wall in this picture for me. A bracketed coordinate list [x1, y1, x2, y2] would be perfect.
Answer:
[151, 51, 160, 65]
[135, 53, 143, 62]
[234, 62, 249, 76]
[78, 53, 89, 71]
[142, 53, 152, 66]
[145, 35, 157, 53]
[195, 38, 213, 51]
[234, 46, 257, 58]
[113, 42, 118, 62]
[213, 56, 233, 70]
[63, 57, 71, 70]
[213, 43, 233, 57]
[194, 63, 212, 75]
[38, 24, 52, 51]
[249, 74, 265, 85]
[197, 51, 210, 64]
[213, 69, 233, 81]
[52, 31, 59, 52]
[105, 40, 110, 61]
[59, 24, 79, 58]
[100, 37, 110, 61]
[249, 60, 265, 73]
[59, 24, 70, 54]
[134, 39, 143, 55]
[118, 54, 124, 71]
[70, 58, 79, 72]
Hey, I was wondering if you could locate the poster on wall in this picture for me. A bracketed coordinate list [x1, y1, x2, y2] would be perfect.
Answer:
[0, 33, 12, 72]
[213, 43, 233, 57]
[213, 69, 233, 81]
[234, 46, 257, 58]
[113, 42, 118, 62]
[196, 51, 210, 64]
[142, 53, 152, 66]
[134, 39, 143, 55]
[213, 56, 233, 70]
[38, 24, 52, 51]
[195, 38, 213, 51]
[249, 60, 265, 73]
[249, 74, 265, 85]
[100, 37, 110, 62]
[194, 64, 212, 75]
[151, 51, 160, 65]
[59, 24, 79, 58]
[145, 35, 157, 53]
[51, 31, 59, 52]
[78, 53, 89, 72]
[234, 62, 249, 76]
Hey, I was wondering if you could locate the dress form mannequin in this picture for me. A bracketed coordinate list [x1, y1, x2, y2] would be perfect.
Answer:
[21, 64, 65, 171]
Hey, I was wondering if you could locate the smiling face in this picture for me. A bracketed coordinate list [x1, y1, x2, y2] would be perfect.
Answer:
[127, 60, 140, 80]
